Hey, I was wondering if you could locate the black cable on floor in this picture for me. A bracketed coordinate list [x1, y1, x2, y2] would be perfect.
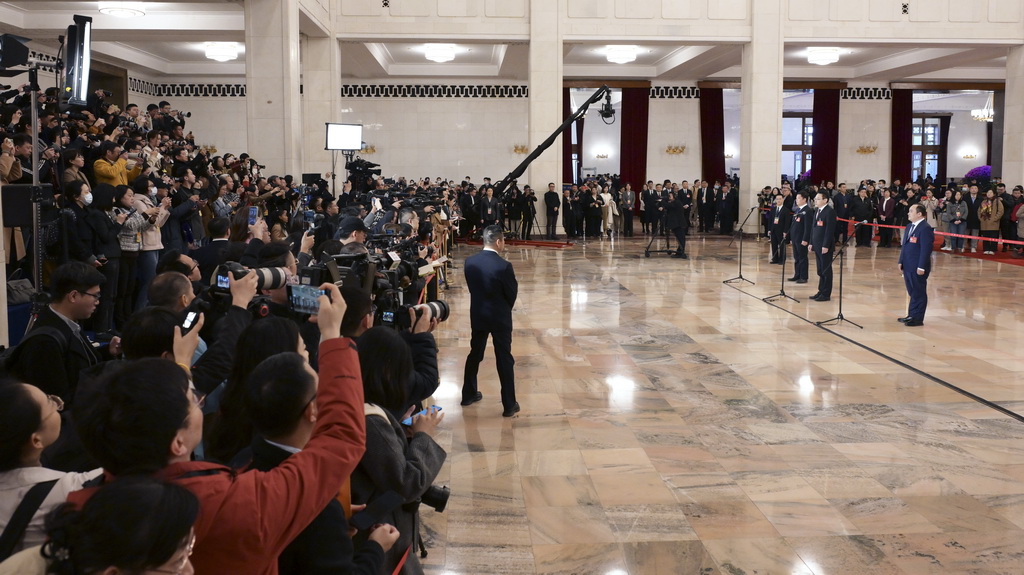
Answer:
[724, 282, 1024, 424]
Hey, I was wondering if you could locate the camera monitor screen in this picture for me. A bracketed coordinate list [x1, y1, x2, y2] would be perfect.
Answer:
[63, 15, 93, 106]
[325, 123, 363, 151]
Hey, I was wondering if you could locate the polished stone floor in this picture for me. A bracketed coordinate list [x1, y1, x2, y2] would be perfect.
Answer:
[421, 231, 1024, 575]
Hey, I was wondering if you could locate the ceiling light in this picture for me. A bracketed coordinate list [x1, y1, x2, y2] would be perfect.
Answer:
[971, 92, 995, 122]
[424, 44, 457, 63]
[98, 2, 146, 18]
[806, 47, 841, 66]
[606, 45, 639, 64]
[205, 42, 239, 62]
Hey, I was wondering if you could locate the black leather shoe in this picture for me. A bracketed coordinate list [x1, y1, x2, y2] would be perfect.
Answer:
[787, 277, 799, 281]
[815, 297, 831, 302]
[897, 316, 912, 323]
[903, 319, 924, 326]
[460, 392, 483, 407]
[809, 294, 822, 300]
[502, 402, 521, 417]
[796, 279, 807, 284]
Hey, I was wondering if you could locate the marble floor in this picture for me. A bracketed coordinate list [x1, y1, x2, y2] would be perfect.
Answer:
[421, 231, 1024, 575]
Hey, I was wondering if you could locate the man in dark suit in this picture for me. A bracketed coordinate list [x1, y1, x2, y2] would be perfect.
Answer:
[561, 188, 577, 238]
[897, 204, 934, 326]
[717, 182, 738, 235]
[832, 183, 849, 244]
[459, 186, 480, 238]
[9, 262, 117, 406]
[964, 184, 983, 252]
[544, 183, 560, 239]
[191, 217, 231, 287]
[788, 191, 810, 283]
[809, 192, 836, 302]
[660, 190, 689, 259]
[876, 188, 895, 247]
[768, 194, 791, 264]
[696, 181, 714, 232]
[461, 225, 519, 417]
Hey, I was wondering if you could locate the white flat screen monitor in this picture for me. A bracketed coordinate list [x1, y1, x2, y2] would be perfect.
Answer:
[325, 123, 363, 151]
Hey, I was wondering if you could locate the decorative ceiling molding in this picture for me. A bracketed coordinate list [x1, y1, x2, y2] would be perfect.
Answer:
[841, 87, 892, 100]
[340, 84, 527, 98]
[650, 86, 700, 99]
[129, 78, 246, 98]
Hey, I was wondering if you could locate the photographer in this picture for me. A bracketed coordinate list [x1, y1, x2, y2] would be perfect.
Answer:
[69, 281, 367, 574]
[132, 176, 171, 311]
[352, 327, 446, 575]
[93, 141, 142, 187]
[256, 240, 321, 365]
[162, 171, 200, 252]
[127, 268, 258, 395]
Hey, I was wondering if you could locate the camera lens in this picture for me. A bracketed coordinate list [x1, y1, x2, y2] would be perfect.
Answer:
[246, 267, 289, 291]
[423, 300, 449, 323]
[420, 485, 449, 513]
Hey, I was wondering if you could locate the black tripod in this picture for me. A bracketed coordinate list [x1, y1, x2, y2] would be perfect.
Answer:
[763, 239, 798, 303]
[816, 226, 862, 328]
[644, 210, 674, 257]
[723, 206, 758, 285]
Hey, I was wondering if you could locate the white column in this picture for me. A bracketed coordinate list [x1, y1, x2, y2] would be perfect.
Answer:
[1002, 46, 1024, 186]
[244, 0, 303, 176]
[301, 34, 342, 188]
[739, 0, 784, 232]
[527, 0, 562, 233]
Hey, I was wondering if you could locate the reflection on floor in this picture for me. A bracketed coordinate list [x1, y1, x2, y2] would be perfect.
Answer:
[421, 232, 1024, 575]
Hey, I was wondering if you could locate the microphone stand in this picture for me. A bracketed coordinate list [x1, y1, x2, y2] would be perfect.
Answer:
[816, 224, 862, 329]
[644, 209, 674, 257]
[723, 206, 758, 285]
[764, 239, 798, 303]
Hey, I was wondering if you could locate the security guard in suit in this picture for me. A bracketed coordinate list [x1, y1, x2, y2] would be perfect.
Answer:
[787, 191, 811, 283]
[809, 192, 836, 301]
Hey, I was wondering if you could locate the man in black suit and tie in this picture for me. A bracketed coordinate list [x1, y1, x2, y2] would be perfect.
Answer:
[768, 195, 791, 264]
[479, 186, 501, 229]
[897, 204, 934, 326]
[808, 192, 836, 302]
[461, 225, 520, 417]
[544, 183, 560, 239]
[787, 191, 810, 283]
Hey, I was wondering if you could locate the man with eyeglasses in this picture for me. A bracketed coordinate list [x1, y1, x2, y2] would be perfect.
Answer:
[8, 262, 120, 407]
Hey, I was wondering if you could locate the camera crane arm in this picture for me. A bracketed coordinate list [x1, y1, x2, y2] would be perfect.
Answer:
[493, 85, 611, 198]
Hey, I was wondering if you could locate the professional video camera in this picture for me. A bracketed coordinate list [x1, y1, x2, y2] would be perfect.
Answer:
[346, 158, 381, 194]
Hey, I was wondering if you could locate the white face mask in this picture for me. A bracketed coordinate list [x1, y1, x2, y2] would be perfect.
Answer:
[82, 192, 93, 206]
[149, 187, 157, 196]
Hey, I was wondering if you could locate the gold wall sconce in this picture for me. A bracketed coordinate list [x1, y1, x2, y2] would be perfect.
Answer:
[596, 154, 609, 159]
[962, 154, 977, 160]
[856, 145, 878, 155]
[724, 154, 734, 159]
[665, 146, 686, 155]
[513, 145, 529, 155]
[359, 145, 377, 155]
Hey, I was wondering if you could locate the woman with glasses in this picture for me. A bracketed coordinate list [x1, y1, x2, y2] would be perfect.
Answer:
[0, 381, 101, 559]
[0, 477, 198, 575]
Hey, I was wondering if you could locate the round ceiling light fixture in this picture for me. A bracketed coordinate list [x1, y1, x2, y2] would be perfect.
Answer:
[606, 45, 640, 65]
[98, 1, 147, 18]
[424, 44, 458, 63]
[205, 42, 240, 62]
[806, 47, 841, 66]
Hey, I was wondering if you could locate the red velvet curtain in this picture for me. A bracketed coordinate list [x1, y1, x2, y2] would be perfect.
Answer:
[562, 87, 573, 184]
[699, 88, 726, 182]
[619, 88, 650, 191]
[938, 116, 950, 183]
[810, 89, 839, 185]
[890, 89, 913, 183]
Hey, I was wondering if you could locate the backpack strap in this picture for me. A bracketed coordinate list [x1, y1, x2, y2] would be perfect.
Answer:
[0, 479, 59, 561]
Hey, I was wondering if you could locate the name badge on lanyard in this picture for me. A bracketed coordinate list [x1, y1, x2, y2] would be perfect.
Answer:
[910, 236, 918, 243]
[817, 220, 824, 227]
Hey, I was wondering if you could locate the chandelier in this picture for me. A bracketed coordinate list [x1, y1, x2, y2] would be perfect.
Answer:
[606, 46, 639, 64]
[424, 44, 457, 63]
[971, 92, 994, 122]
